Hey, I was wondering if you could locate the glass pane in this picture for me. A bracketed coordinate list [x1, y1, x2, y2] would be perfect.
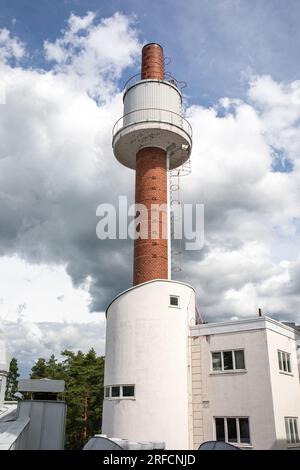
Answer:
[278, 351, 283, 371]
[105, 387, 110, 398]
[290, 419, 295, 443]
[239, 418, 250, 444]
[235, 350, 245, 369]
[227, 418, 237, 442]
[111, 386, 120, 397]
[170, 296, 179, 306]
[212, 352, 222, 371]
[223, 351, 233, 370]
[287, 354, 291, 373]
[285, 418, 291, 443]
[282, 353, 287, 372]
[294, 419, 299, 443]
[215, 418, 225, 441]
[122, 385, 135, 397]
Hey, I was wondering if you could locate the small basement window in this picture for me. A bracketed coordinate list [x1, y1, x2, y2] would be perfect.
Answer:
[122, 385, 135, 397]
[111, 386, 120, 397]
[170, 295, 179, 307]
[105, 385, 135, 399]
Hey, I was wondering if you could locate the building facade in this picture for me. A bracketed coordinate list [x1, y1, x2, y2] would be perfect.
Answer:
[190, 317, 300, 449]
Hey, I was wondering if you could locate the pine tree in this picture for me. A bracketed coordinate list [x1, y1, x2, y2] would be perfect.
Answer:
[30, 358, 48, 379]
[5, 357, 20, 401]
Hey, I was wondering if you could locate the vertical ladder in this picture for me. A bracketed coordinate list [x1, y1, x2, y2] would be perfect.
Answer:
[169, 149, 191, 274]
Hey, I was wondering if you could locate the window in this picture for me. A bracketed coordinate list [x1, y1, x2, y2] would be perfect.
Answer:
[211, 350, 245, 372]
[235, 350, 245, 369]
[285, 418, 300, 444]
[215, 418, 225, 442]
[239, 418, 250, 444]
[215, 417, 251, 445]
[278, 350, 291, 373]
[111, 386, 120, 397]
[227, 418, 237, 443]
[223, 351, 233, 370]
[104, 385, 135, 399]
[169, 295, 179, 307]
[212, 352, 222, 371]
[122, 385, 135, 397]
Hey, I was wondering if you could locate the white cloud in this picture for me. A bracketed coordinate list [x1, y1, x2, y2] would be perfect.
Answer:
[0, 13, 139, 371]
[1, 319, 106, 376]
[0, 28, 25, 64]
[0, 256, 95, 323]
[248, 75, 300, 165]
[180, 76, 300, 321]
[44, 11, 141, 101]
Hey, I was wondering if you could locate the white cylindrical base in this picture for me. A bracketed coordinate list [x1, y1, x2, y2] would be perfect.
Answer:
[102, 280, 196, 449]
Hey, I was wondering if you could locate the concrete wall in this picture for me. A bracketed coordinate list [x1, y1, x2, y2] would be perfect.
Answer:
[102, 279, 196, 449]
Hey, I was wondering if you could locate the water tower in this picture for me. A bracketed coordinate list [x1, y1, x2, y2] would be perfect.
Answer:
[102, 43, 197, 449]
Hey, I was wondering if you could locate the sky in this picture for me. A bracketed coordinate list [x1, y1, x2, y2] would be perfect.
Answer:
[0, 0, 300, 375]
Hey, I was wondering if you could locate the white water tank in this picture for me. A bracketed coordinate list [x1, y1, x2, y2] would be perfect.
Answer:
[112, 79, 192, 170]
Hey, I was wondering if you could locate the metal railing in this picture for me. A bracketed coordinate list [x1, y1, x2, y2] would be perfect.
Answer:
[112, 108, 192, 139]
[123, 72, 187, 93]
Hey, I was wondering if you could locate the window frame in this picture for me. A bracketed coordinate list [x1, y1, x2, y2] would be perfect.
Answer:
[214, 416, 251, 446]
[278, 350, 292, 374]
[285, 417, 300, 445]
[211, 349, 246, 373]
[169, 295, 180, 308]
[122, 385, 135, 397]
[104, 384, 135, 400]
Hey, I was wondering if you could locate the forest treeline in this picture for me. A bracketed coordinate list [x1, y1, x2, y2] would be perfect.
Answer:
[5, 349, 105, 450]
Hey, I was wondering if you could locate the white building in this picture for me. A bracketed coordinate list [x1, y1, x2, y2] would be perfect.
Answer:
[190, 316, 300, 450]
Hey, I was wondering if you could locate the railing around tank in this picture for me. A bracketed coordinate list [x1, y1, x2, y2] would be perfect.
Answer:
[123, 73, 187, 93]
[112, 108, 192, 140]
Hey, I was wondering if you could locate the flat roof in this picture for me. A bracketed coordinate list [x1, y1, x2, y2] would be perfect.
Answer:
[18, 379, 65, 393]
[190, 316, 300, 341]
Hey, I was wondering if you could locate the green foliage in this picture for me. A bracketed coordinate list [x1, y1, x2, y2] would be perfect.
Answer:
[5, 357, 20, 401]
[30, 358, 48, 379]
[30, 349, 105, 449]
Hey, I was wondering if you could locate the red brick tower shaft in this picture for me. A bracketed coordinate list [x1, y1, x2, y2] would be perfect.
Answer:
[133, 44, 168, 285]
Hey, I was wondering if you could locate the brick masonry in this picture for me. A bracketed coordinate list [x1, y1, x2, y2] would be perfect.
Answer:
[133, 147, 168, 285]
[141, 43, 164, 80]
[133, 44, 168, 285]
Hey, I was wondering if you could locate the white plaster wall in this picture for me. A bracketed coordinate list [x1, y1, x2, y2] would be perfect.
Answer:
[198, 328, 277, 449]
[102, 280, 196, 449]
[265, 328, 300, 449]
